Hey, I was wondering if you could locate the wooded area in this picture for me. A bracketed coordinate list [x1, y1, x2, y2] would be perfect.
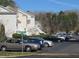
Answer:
[35, 11, 79, 35]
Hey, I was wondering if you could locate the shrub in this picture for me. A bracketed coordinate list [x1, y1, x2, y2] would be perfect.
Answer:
[30, 33, 50, 40]
[12, 33, 22, 39]
[12, 33, 28, 39]
[0, 24, 6, 42]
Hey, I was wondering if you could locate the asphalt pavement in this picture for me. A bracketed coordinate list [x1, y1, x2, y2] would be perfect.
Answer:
[41, 42, 79, 53]
[16, 42, 79, 58]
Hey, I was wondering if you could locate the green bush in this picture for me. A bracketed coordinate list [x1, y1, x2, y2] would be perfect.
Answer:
[12, 33, 28, 39]
[0, 24, 6, 42]
[12, 33, 22, 39]
[30, 33, 50, 39]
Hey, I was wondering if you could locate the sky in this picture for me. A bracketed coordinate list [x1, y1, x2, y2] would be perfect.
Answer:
[14, 0, 79, 12]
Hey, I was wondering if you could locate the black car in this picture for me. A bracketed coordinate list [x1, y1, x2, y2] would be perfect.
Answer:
[43, 36, 63, 42]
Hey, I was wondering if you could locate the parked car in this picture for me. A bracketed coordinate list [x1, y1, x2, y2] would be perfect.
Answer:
[21, 39, 43, 50]
[0, 39, 41, 52]
[28, 37, 44, 47]
[44, 36, 63, 42]
[65, 33, 73, 41]
[56, 32, 67, 40]
[29, 37, 54, 47]
[68, 34, 79, 42]
[43, 39, 54, 47]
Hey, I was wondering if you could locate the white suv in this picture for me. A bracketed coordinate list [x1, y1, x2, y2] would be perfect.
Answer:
[56, 32, 67, 40]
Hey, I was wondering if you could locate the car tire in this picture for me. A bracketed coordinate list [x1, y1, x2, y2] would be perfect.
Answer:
[1, 46, 6, 51]
[25, 46, 31, 52]
[44, 43, 49, 47]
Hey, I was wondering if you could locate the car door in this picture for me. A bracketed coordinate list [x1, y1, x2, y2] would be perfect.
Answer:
[13, 40, 23, 50]
[5, 39, 16, 50]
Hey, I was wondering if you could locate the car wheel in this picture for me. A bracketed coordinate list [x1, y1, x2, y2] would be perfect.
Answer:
[44, 43, 49, 47]
[25, 46, 31, 52]
[1, 46, 6, 51]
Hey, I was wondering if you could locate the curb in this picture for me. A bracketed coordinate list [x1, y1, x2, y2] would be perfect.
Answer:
[1, 53, 79, 58]
[36, 53, 79, 56]
[0, 55, 33, 58]
[0, 53, 37, 58]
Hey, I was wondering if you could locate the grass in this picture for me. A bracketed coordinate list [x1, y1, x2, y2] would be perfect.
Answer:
[0, 51, 35, 57]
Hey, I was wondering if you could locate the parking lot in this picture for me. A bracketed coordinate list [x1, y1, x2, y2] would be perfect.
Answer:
[18, 42, 79, 58]
[1, 32, 79, 58]
[41, 42, 79, 53]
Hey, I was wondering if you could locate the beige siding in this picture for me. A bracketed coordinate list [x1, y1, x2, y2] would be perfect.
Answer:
[0, 14, 16, 37]
[17, 12, 27, 31]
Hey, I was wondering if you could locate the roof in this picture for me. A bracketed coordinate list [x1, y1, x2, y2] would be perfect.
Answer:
[0, 12, 16, 15]
[18, 9, 35, 17]
[0, 5, 35, 17]
[0, 5, 16, 13]
[26, 11, 35, 16]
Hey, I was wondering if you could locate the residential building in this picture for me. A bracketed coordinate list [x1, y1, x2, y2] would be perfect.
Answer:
[0, 5, 45, 38]
[16, 10, 45, 36]
[0, 6, 17, 37]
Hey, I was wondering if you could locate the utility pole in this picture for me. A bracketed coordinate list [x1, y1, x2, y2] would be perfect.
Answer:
[21, 28, 26, 54]
[21, 33, 24, 54]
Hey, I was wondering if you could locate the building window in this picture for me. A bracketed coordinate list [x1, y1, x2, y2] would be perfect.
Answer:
[27, 20, 30, 24]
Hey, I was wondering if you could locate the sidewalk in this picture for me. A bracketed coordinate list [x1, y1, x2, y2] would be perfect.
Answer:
[1, 52, 79, 58]
[36, 53, 79, 56]
[15, 52, 79, 58]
